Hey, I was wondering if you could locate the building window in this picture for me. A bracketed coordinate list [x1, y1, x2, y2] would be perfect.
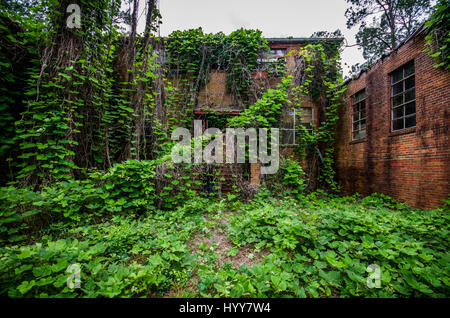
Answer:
[258, 49, 287, 62]
[281, 108, 314, 145]
[352, 89, 366, 140]
[391, 61, 416, 131]
[257, 49, 287, 77]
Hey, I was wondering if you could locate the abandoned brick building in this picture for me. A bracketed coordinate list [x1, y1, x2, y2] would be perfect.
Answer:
[193, 37, 327, 191]
[177, 31, 448, 209]
[336, 25, 449, 209]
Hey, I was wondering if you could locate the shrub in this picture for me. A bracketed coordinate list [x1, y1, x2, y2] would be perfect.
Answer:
[0, 158, 200, 244]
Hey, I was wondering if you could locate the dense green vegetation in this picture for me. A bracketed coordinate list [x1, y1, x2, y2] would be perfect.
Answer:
[0, 168, 448, 297]
[345, 0, 450, 74]
[425, 0, 450, 69]
[166, 27, 270, 104]
[1, 0, 448, 300]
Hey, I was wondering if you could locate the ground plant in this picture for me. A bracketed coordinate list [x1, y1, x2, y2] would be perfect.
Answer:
[0, 0, 448, 301]
[0, 168, 448, 297]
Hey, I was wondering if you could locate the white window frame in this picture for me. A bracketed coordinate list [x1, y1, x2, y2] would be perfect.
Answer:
[352, 89, 367, 141]
[280, 108, 314, 146]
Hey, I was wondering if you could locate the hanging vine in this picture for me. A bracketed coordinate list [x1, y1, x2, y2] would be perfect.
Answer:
[292, 41, 346, 192]
[164, 27, 269, 117]
[1, 0, 345, 195]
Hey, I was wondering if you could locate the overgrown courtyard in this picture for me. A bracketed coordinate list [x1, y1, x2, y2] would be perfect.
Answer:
[0, 0, 448, 300]
[1, 160, 448, 297]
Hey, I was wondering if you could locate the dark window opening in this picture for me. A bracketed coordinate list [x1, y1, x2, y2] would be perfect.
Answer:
[391, 61, 416, 131]
[256, 48, 287, 77]
[352, 89, 366, 140]
[281, 108, 314, 146]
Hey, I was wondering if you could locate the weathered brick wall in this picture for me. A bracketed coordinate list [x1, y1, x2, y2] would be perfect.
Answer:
[196, 42, 305, 112]
[336, 32, 449, 209]
[197, 70, 237, 111]
[269, 43, 301, 71]
[194, 40, 324, 188]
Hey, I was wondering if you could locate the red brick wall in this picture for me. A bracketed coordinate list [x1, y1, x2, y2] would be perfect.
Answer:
[336, 32, 449, 209]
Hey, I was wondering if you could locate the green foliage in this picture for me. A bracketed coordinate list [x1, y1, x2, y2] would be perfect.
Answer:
[359, 193, 412, 211]
[227, 76, 293, 128]
[8, 0, 127, 184]
[279, 158, 306, 197]
[345, 0, 432, 64]
[310, 29, 345, 57]
[0, 208, 202, 297]
[3, 0, 161, 184]
[0, 186, 41, 244]
[225, 29, 270, 103]
[2, 1, 446, 301]
[264, 157, 307, 199]
[228, 203, 305, 250]
[1, 191, 448, 298]
[0, 157, 201, 244]
[425, 0, 450, 69]
[166, 27, 269, 105]
[226, 41, 345, 192]
[0, 7, 41, 182]
[291, 43, 346, 191]
[214, 194, 449, 297]
[166, 28, 224, 76]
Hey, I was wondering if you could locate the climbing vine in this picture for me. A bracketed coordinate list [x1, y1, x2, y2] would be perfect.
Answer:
[165, 28, 269, 108]
[293, 42, 345, 192]
[227, 76, 294, 128]
[227, 40, 345, 192]
[1, 0, 345, 195]
[4, 0, 165, 186]
[0, 5, 43, 183]
[425, 0, 450, 69]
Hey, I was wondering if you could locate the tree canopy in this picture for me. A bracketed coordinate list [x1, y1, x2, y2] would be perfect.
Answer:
[345, 0, 432, 64]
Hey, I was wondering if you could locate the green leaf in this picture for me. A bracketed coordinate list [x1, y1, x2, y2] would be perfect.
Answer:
[17, 280, 36, 294]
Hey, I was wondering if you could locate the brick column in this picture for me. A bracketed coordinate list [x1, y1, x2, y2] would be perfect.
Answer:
[250, 162, 261, 186]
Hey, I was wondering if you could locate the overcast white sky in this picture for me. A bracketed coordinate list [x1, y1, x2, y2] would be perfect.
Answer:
[140, 0, 367, 76]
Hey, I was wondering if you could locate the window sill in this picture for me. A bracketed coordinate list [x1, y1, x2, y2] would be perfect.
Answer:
[350, 138, 367, 145]
[389, 127, 416, 137]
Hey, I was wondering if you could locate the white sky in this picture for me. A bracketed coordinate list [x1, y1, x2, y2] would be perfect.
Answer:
[137, 0, 367, 76]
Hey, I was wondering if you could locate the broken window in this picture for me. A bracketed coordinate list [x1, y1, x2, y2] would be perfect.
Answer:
[281, 108, 314, 146]
[352, 89, 366, 140]
[391, 61, 416, 131]
[258, 49, 287, 62]
[256, 49, 287, 77]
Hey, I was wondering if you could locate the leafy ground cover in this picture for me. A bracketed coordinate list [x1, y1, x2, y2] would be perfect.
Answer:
[0, 183, 448, 298]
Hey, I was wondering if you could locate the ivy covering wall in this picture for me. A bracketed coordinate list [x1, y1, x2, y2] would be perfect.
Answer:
[0, 0, 346, 194]
[1, 1, 448, 300]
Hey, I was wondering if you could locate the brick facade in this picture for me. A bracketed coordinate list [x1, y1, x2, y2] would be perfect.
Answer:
[195, 39, 325, 188]
[336, 30, 449, 209]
